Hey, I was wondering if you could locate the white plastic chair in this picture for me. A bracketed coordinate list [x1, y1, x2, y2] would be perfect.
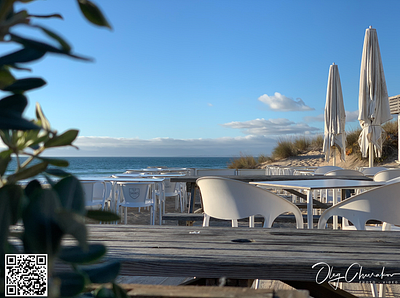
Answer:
[196, 177, 304, 228]
[81, 181, 105, 210]
[318, 181, 400, 230]
[361, 166, 387, 177]
[312, 166, 342, 176]
[164, 178, 184, 212]
[318, 181, 400, 297]
[324, 169, 365, 177]
[373, 168, 400, 182]
[116, 182, 156, 225]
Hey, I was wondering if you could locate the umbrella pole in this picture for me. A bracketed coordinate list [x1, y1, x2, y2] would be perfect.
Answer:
[369, 142, 374, 167]
[332, 147, 336, 166]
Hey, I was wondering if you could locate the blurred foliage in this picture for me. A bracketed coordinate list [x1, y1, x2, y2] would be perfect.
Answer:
[0, 1, 125, 297]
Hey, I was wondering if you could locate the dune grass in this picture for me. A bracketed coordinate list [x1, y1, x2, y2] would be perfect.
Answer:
[228, 153, 273, 169]
[227, 119, 398, 169]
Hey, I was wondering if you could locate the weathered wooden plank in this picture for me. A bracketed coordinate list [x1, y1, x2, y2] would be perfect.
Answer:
[67, 225, 400, 284]
[87, 284, 310, 298]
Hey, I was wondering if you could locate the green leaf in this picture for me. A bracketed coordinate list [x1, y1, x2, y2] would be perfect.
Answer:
[79, 261, 121, 283]
[35, 102, 51, 131]
[112, 283, 129, 298]
[0, 67, 16, 89]
[2, 77, 46, 93]
[0, 95, 40, 130]
[95, 287, 114, 298]
[78, 0, 112, 29]
[0, 47, 46, 66]
[10, 34, 91, 61]
[53, 176, 85, 215]
[55, 210, 87, 247]
[35, 25, 71, 52]
[0, 94, 28, 115]
[37, 157, 69, 167]
[45, 168, 72, 178]
[0, 149, 12, 176]
[86, 210, 120, 222]
[28, 13, 63, 19]
[7, 161, 48, 183]
[44, 129, 79, 148]
[59, 244, 106, 264]
[0, 184, 23, 224]
[0, 115, 39, 130]
[22, 187, 64, 255]
[54, 272, 86, 298]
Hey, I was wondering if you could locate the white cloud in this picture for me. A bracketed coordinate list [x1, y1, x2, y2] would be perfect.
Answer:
[258, 92, 314, 111]
[29, 135, 277, 157]
[346, 110, 359, 122]
[207, 103, 213, 107]
[221, 118, 320, 136]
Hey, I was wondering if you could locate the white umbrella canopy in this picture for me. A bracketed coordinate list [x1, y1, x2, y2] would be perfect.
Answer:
[323, 63, 346, 166]
[358, 26, 392, 167]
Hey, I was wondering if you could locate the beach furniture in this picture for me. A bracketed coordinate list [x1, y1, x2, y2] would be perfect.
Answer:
[80, 181, 106, 210]
[323, 63, 346, 166]
[116, 182, 156, 225]
[236, 168, 268, 175]
[77, 225, 400, 297]
[312, 165, 342, 175]
[360, 166, 387, 177]
[250, 179, 384, 229]
[318, 181, 400, 297]
[195, 168, 237, 176]
[197, 177, 303, 228]
[373, 168, 400, 182]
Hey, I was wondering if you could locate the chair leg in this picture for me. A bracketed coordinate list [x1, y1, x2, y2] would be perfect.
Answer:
[124, 207, 127, 224]
[203, 214, 210, 227]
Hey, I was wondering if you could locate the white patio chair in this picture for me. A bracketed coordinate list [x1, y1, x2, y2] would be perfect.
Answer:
[81, 181, 105, 210]
[373, 168, 400, 182]
[164, 178, 185, 212]
[116, 182, 156, 225]
[312, 166, 342, 176]
[324, 169, 365, 177]
[196, 176, 304, 228]
[361, 166, 387, 177]
[318, 181, 400, 297]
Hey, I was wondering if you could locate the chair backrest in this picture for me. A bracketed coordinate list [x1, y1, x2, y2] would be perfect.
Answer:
[313, 166, 342, 176]
[195, 169, 237, 176]
[80, 181, 94, 203]
[361, 167, 387, 177]
[93, 181, 105, 201]
[373, 169, 400, 182]
[196, 177, 303, 228]
[324, 169, 365, 177]
[118, 182, 153, 206]
[80, 181, 105, 208]
[318, 181, 400, 230]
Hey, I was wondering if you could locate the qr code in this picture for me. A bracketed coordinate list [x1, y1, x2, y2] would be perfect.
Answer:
[5, 254, 47, 297]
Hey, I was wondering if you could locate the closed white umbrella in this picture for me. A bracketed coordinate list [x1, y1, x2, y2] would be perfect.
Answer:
[358, 26, 392, 167]
[323, 63, 346, 166]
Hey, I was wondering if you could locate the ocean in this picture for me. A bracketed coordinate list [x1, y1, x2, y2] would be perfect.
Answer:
[6, 156, 235, 179]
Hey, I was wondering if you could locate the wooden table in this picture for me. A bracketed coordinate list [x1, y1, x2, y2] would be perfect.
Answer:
[250, 179, 384, 229]
[82, 225, 400, 298]
[171, 175, 373, 213]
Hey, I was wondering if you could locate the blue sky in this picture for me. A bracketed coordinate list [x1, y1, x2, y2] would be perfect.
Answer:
[2, 0, 400, 157]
